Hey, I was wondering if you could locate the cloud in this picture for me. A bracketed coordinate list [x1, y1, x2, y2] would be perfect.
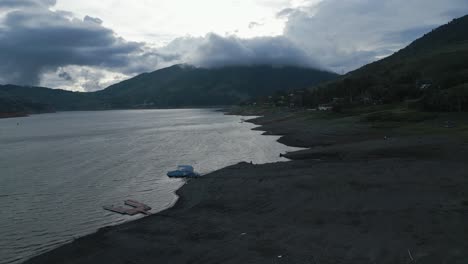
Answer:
[155, 0, 468, 75]
[281, 0, 468, 72]
[3, 0, 315, 90]
[1, 0, 468, 91]
[41, 65, 129, 92]
[248, 21, 263, 29]
[155, 0, 468, 74]
[0, 1, 152, 87]
[83, 15, 102, 25]
[57, 69, 73, 81]
[0, 0, 56, 9]
[276, 8, 295, 18]
[157, 33, 321, 69]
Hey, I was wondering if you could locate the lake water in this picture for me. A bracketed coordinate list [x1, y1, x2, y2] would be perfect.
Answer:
[0, 109, 298, 264]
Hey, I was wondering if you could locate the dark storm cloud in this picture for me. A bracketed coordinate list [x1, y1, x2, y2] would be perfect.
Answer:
[158, 0, 468, 74]
[158, 33, 321, 69]
[281, 0, 468, 72]
[381, 26, 436, 45]
[0, 0, 326, 89]
[83, 15, 103, 25]
[1, 0, 468, 90]
[196, 34, 319, 68]
[0, 0, 55, 9]
[0, 2, 146, 86]
[57, 69, 73, 81]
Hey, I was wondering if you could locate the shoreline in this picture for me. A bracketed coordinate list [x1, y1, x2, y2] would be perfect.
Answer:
[24, 108, 468, 263]
[0, 108, 229, 120]
[16, 109, 289, 263]
[0, 112, 29, 119]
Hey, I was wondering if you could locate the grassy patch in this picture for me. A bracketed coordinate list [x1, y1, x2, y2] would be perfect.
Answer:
[387, 113, 468, 139]
[303, 111, 344, 120]
[362, 110, 438, 123]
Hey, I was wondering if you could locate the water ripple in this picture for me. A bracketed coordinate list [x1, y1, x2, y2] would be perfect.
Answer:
[0, 110, 299, 264]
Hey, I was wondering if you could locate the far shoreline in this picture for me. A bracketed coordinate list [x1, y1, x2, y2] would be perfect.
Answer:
[0, 112, 29, 119]
[0, 107, 234, 120]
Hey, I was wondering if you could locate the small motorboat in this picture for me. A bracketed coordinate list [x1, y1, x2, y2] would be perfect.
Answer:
[167, 165, 200, 178]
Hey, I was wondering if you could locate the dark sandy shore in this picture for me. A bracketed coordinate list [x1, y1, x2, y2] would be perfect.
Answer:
[25, 109, 468, 264]
[0, 112, 28, 119]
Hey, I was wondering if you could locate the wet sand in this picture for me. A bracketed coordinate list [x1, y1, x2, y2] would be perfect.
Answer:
[0, 112, 28, 119]
[24, 109, 468, 264]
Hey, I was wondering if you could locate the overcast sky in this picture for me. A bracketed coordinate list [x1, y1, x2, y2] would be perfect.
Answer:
[0, 0, 467, 91]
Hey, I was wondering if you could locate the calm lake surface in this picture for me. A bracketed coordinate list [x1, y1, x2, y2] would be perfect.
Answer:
[0, 109, 298, 264]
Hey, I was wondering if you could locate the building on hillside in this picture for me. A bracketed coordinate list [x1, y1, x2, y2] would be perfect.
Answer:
[318, 104, 333, 111]
[288, 90, 305, 108]
[332, 97, 345, 104]
[417, 80, 433, 90]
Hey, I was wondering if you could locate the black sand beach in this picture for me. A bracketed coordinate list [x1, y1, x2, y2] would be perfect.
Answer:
[24, 109, 468, 264]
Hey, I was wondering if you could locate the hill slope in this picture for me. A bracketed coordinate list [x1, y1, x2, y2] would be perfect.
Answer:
[0, 85, 103, 114]
[97, 65, 339, 108]
[310, 14, 468, 111]
[0, 65, 339, 114]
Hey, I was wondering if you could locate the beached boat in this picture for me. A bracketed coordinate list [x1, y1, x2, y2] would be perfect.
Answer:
[167, 165, 200, 178]
[103, 200, 152, 216]
[125, 199, 152, 211]
[103, 205, 148, 216]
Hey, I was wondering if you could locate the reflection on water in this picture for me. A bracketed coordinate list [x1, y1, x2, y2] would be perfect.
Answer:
[0, 109, 298, 264]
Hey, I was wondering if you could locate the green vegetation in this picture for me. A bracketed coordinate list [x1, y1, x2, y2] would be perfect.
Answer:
[97, 65, 338, 108]
[0, 85, 103, 113]
[305, 15, 468, 112]
[362, 109, 437, 123]
[0, 65, 338, 114]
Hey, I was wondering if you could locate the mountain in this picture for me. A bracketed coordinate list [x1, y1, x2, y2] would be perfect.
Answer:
[0, 84, 103, 114]
[3, 15, 468, 115]
[97, 65, 339, 108]
[0, 65, 339, 115]
[309, 14, 468, 111]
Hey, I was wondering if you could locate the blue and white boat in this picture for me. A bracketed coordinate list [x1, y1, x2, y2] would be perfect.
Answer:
[167, 165, 200, 178]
